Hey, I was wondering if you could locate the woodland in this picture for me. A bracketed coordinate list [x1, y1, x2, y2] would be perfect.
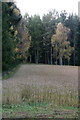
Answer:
[2, 2, 80, 70]
[2, 2, 80, 118]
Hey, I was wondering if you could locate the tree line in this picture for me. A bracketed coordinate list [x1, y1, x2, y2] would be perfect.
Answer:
[24, 11, 80, 66]
[2, 2, 80, 72]
[2, 2, 31, 71]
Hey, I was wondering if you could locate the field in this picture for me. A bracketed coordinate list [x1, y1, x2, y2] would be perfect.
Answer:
[2, 65, 79, 118]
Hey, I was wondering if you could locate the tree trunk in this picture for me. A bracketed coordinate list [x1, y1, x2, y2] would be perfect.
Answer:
[74, 36, 76, 66]
[56, 57, 58, 65]
[46, 53, 48, 64]
[35, 47, 39, 64]
[48, 56, 50, 64]
[45, 52, 46, 64]
[55, 45, 58, 65]
[35, 49, 38, 64]
[50, 46, 53, 64]
[68, 57, 70, 65]
[30, 55, 32, 63]
[60, 57, 63, 65]
[35, 49, 36, 63]
[36, 48, 38, 64]
[63, 57, 65, 65]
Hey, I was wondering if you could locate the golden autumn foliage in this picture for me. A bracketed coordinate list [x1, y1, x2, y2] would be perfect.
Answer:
[16, 19, 31, 60]
[13, 8, 20, 16]
[51, 22, 74, 64]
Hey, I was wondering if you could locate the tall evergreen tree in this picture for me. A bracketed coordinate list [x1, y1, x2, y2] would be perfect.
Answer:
[65, 14, 78, 65]
[2, 2, 22, 71]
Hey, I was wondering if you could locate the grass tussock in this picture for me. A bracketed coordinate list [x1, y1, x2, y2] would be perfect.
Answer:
[2, 84, 78, 107]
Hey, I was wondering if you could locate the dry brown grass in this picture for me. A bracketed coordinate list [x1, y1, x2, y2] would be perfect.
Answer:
[2, 65, 78, 107]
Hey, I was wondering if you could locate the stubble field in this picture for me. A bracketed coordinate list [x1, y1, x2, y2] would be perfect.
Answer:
[2, 65, 79, 118]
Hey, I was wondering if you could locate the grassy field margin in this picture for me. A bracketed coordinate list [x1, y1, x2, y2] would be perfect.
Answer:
[2, 64, 21, 80]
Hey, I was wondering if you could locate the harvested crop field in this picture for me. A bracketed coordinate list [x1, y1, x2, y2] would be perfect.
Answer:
[3, 65, 78, 90]
[2, 65, 79, 118]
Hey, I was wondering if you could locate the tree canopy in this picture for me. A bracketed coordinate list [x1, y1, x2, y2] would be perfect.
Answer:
[51, 22, 74, 65]
[2, 2, 31, 71]
[2, 3, 80, 72]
